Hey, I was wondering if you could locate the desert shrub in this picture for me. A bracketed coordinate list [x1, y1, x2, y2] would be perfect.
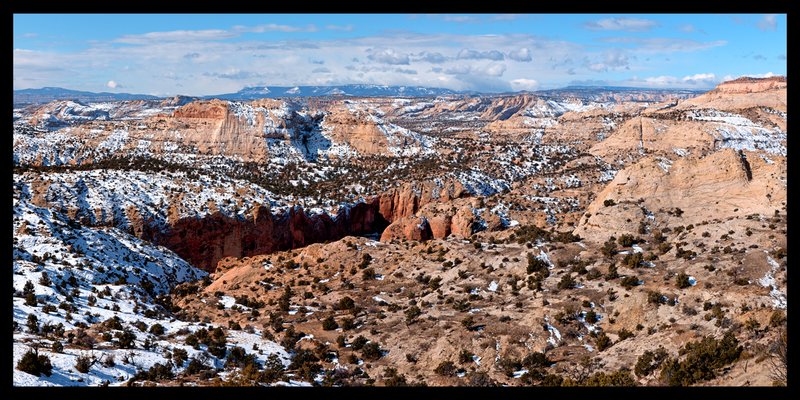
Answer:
[225, 346, 258, 369]
[322, 316, 338, 331]
[259, 353, 285, 383]
[434, 360, 457, 376]
[585, 310, 599, 324]
[381, 367, 408, 386]
[39, 272, 52, 287]
[361, 342, 383, 361]
[336, 296, 355, 310]
[623, 252, 643, 268]
[769, 310, 786, 327]
[620, 275, 640, 289]
[595, 332, 612, 351]
[522, 352, 552, 369]
[172, 348, 188, 366]
[16, 348, 53, 377]
[351, 335, 368, 351]
[149, 323, 165, 336]
[114, 329, 137, 349]
[135, 362, 175, 381]
[617, 234, 635, 247]
[557, 274, 577, 290]
[675, 273, 691, 289]
[405, 306, 422, 324]
[51, 341, 64, 353]
[496, 357, 522, 377]
[362, 268, 376, 280]
[601, 240, 617, 257]
[75, 354, 94, 373]
[26, 314, 39, 334]
[582, 369, 637, 386]
[527, 254, 549, 274]
[605, 264, 620, 280]
[617, 328, 634, 341]
[603, 199, 616, 207]
[468, 371, 497, 387]
[540, 373, 564, 386]
[659, 331, 742, 386]
[340, 317, 356, 331]
[459, 349, 474, 364]
[635, 347, 668, 377]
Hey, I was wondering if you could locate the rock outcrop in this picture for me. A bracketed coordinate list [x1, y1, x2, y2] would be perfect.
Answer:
[573, 148, 786, 243]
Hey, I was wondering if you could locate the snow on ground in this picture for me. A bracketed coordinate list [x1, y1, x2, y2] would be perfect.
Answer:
[687, 109, 786, 155]
[12, 192, 295, 386]
[759, 255, 787, 309]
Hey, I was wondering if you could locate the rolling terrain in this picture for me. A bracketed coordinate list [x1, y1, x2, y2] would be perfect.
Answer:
[13, 77, 787, 387]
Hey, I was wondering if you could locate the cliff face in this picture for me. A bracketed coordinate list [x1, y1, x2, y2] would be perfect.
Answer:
[573, 148, 786, 243]
[140, 179, 470, 272]
[142, 199, 385, 272]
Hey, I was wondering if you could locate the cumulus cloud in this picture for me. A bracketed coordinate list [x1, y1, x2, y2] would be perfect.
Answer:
[457, 49, 504, 61]
[311, 67, 331, 73]
[183, 52, 201, 59]
[366, 48, 410, 65]
[507, 48, 532, 62]
[106, 80, 120, 89]
[480, 63, 507, 77]
[586, 49, 629, 72]
[757, 14, 777, 31]
[444, 63, 506, 77]
[510, 78, 539, 91]
[681, 73, 716, 85]
[584, 17, 658, 32]
[629, 73, 719, 88]
[415, 51, 448, 63]
[743, 72, 778, 78]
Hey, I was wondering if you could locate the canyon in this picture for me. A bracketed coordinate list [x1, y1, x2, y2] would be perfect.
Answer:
[13, 77, 787, 387]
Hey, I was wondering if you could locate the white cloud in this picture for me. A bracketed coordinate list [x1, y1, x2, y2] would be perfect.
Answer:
[585, 49, 629, 72]
[444, 63, 506, 77]
[366, 48, 410, 65]
[115, 29, 237, 44]
[627, 73, 720, 88]
[584, 17, 658, 32]
[12, 26, 741, 95]
[743, 72, 778, 78]
[681, 73, 716, 85]
[415, 51, 447, 63]
[481, 63, 507, 77]
[457, 49, 504, 61]
[510, 78, 539, 91]
[106, 80, 120, 89]
[507, 48, 532, 62]
[757, 14, 777, 31]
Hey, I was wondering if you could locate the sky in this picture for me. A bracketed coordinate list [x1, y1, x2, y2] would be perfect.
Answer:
[13, 14, 787, 96]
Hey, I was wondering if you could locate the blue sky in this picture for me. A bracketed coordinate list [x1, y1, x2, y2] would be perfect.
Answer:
[13, 14, 786, 95]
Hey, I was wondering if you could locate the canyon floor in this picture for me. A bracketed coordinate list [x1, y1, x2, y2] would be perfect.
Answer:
[12, 77, 787, 387]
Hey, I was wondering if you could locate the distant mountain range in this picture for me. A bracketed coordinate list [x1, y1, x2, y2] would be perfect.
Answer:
[204, 84, 466, 100]
[14, 84, 705, 105]
[13, 87, 160, 105]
